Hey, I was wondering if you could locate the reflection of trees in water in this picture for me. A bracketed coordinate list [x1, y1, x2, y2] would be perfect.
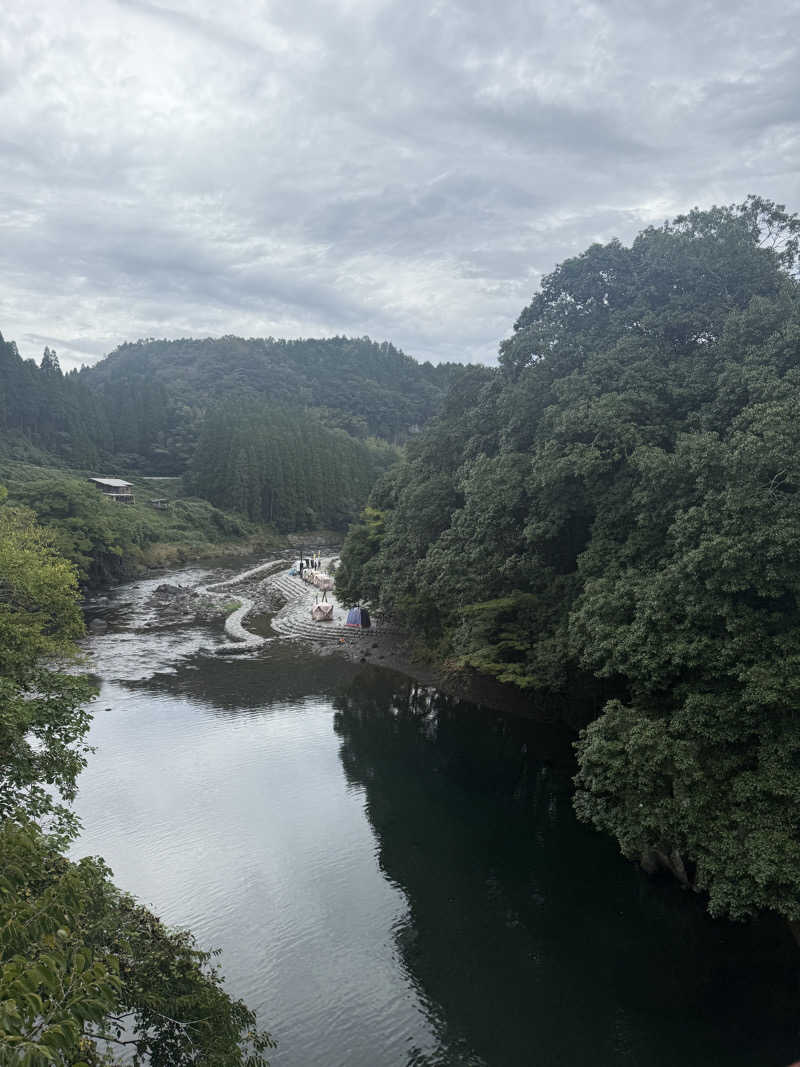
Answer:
[333, 668, 800, 1067]
[122, 645, 362, 711]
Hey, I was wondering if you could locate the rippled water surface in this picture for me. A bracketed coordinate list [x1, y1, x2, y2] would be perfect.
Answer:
[72, 567, 800, 1066]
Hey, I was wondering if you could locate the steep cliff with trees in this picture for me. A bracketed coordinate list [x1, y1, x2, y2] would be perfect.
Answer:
[337, 197, 800, 927]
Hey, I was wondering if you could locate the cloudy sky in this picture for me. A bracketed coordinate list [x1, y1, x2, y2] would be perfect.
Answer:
[1, 0, 799, 370]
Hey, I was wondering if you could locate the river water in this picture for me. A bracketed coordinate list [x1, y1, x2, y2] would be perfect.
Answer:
[72, 565, 800, 1067]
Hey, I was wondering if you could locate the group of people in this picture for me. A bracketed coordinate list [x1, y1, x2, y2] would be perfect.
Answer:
[292, 555, 333, 603]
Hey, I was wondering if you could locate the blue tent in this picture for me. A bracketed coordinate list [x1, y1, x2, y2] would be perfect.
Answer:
[345, 606, 371, 628]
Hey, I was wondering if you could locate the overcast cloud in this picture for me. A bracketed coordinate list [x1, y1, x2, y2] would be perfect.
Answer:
[1, 0, 799, 370]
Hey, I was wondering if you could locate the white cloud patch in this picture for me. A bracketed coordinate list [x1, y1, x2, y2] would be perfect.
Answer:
[0, 0, 798, 370]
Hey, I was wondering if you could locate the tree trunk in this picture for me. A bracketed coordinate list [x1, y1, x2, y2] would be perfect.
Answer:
[639, 847, 694, 889]
[669, 848, 692, 888]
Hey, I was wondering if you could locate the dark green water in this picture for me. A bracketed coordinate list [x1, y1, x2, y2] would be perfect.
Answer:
[73, 568, 800, 1066]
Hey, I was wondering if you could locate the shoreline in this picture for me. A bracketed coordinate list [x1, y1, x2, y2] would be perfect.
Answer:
[83, 528, 345, 593]
[325, 628, 550, 719]
[193, 554, 547, 720]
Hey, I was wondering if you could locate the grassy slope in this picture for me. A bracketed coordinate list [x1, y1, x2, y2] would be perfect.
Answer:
[0, 460, 284, 587]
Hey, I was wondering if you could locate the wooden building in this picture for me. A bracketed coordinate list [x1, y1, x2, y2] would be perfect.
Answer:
[89, 477, 135, 504]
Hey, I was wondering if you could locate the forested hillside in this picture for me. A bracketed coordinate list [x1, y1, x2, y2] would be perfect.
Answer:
[0, 463, 274, 588]
[188, 404, 397, 530]
[84, 335, 457, 444]
[0, 331, 460, 540]
[0, 340, 107, 468]
[0, 333, 457, 474]
[337, 196, 800, 927]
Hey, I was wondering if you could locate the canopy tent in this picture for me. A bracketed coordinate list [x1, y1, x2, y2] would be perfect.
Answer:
[345, 606, 371, 628]
[311, 603, 334, 622]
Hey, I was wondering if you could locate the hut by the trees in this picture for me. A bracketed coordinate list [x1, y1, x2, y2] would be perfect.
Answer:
[89, 477, 135, 503]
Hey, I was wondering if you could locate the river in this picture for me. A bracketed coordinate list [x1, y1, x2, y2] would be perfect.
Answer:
[72, 564, 800, 1067]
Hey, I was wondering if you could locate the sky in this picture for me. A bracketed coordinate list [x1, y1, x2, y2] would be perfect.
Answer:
[1, 0, 799, 371]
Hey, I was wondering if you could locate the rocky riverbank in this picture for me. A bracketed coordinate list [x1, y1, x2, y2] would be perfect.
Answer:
[156, 555, 539, 716]
[146, 582, 238, 623]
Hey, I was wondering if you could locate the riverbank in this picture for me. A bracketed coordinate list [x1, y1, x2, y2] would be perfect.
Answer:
[135, 533, 279, 572]
[181, 553, 555, 720]
[328, 626, 554, 719]
[0, 459, 289, 589]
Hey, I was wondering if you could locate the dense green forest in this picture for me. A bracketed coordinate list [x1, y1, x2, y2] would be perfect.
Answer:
[83, 335, 460, 455]
[337, 196, 800, 928]
[0, 491, 275, 1063]
[0, 332, 456, 551]
[188, 404, 397, 530]
[0, 341, 106, 468]
[0, 334, 458, 474]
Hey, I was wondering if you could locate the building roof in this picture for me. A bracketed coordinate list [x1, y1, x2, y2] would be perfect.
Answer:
[90, 477, 134, 488]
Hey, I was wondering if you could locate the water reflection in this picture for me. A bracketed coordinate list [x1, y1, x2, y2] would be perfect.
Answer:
[333, 668, 800, 1067]
[78, 565, 800, 1067]
[124, 644, 363, 711]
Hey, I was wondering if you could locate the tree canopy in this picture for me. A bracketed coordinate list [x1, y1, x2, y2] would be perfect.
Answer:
[188, 402, 398, 531]
[337, 196, 800, 924]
